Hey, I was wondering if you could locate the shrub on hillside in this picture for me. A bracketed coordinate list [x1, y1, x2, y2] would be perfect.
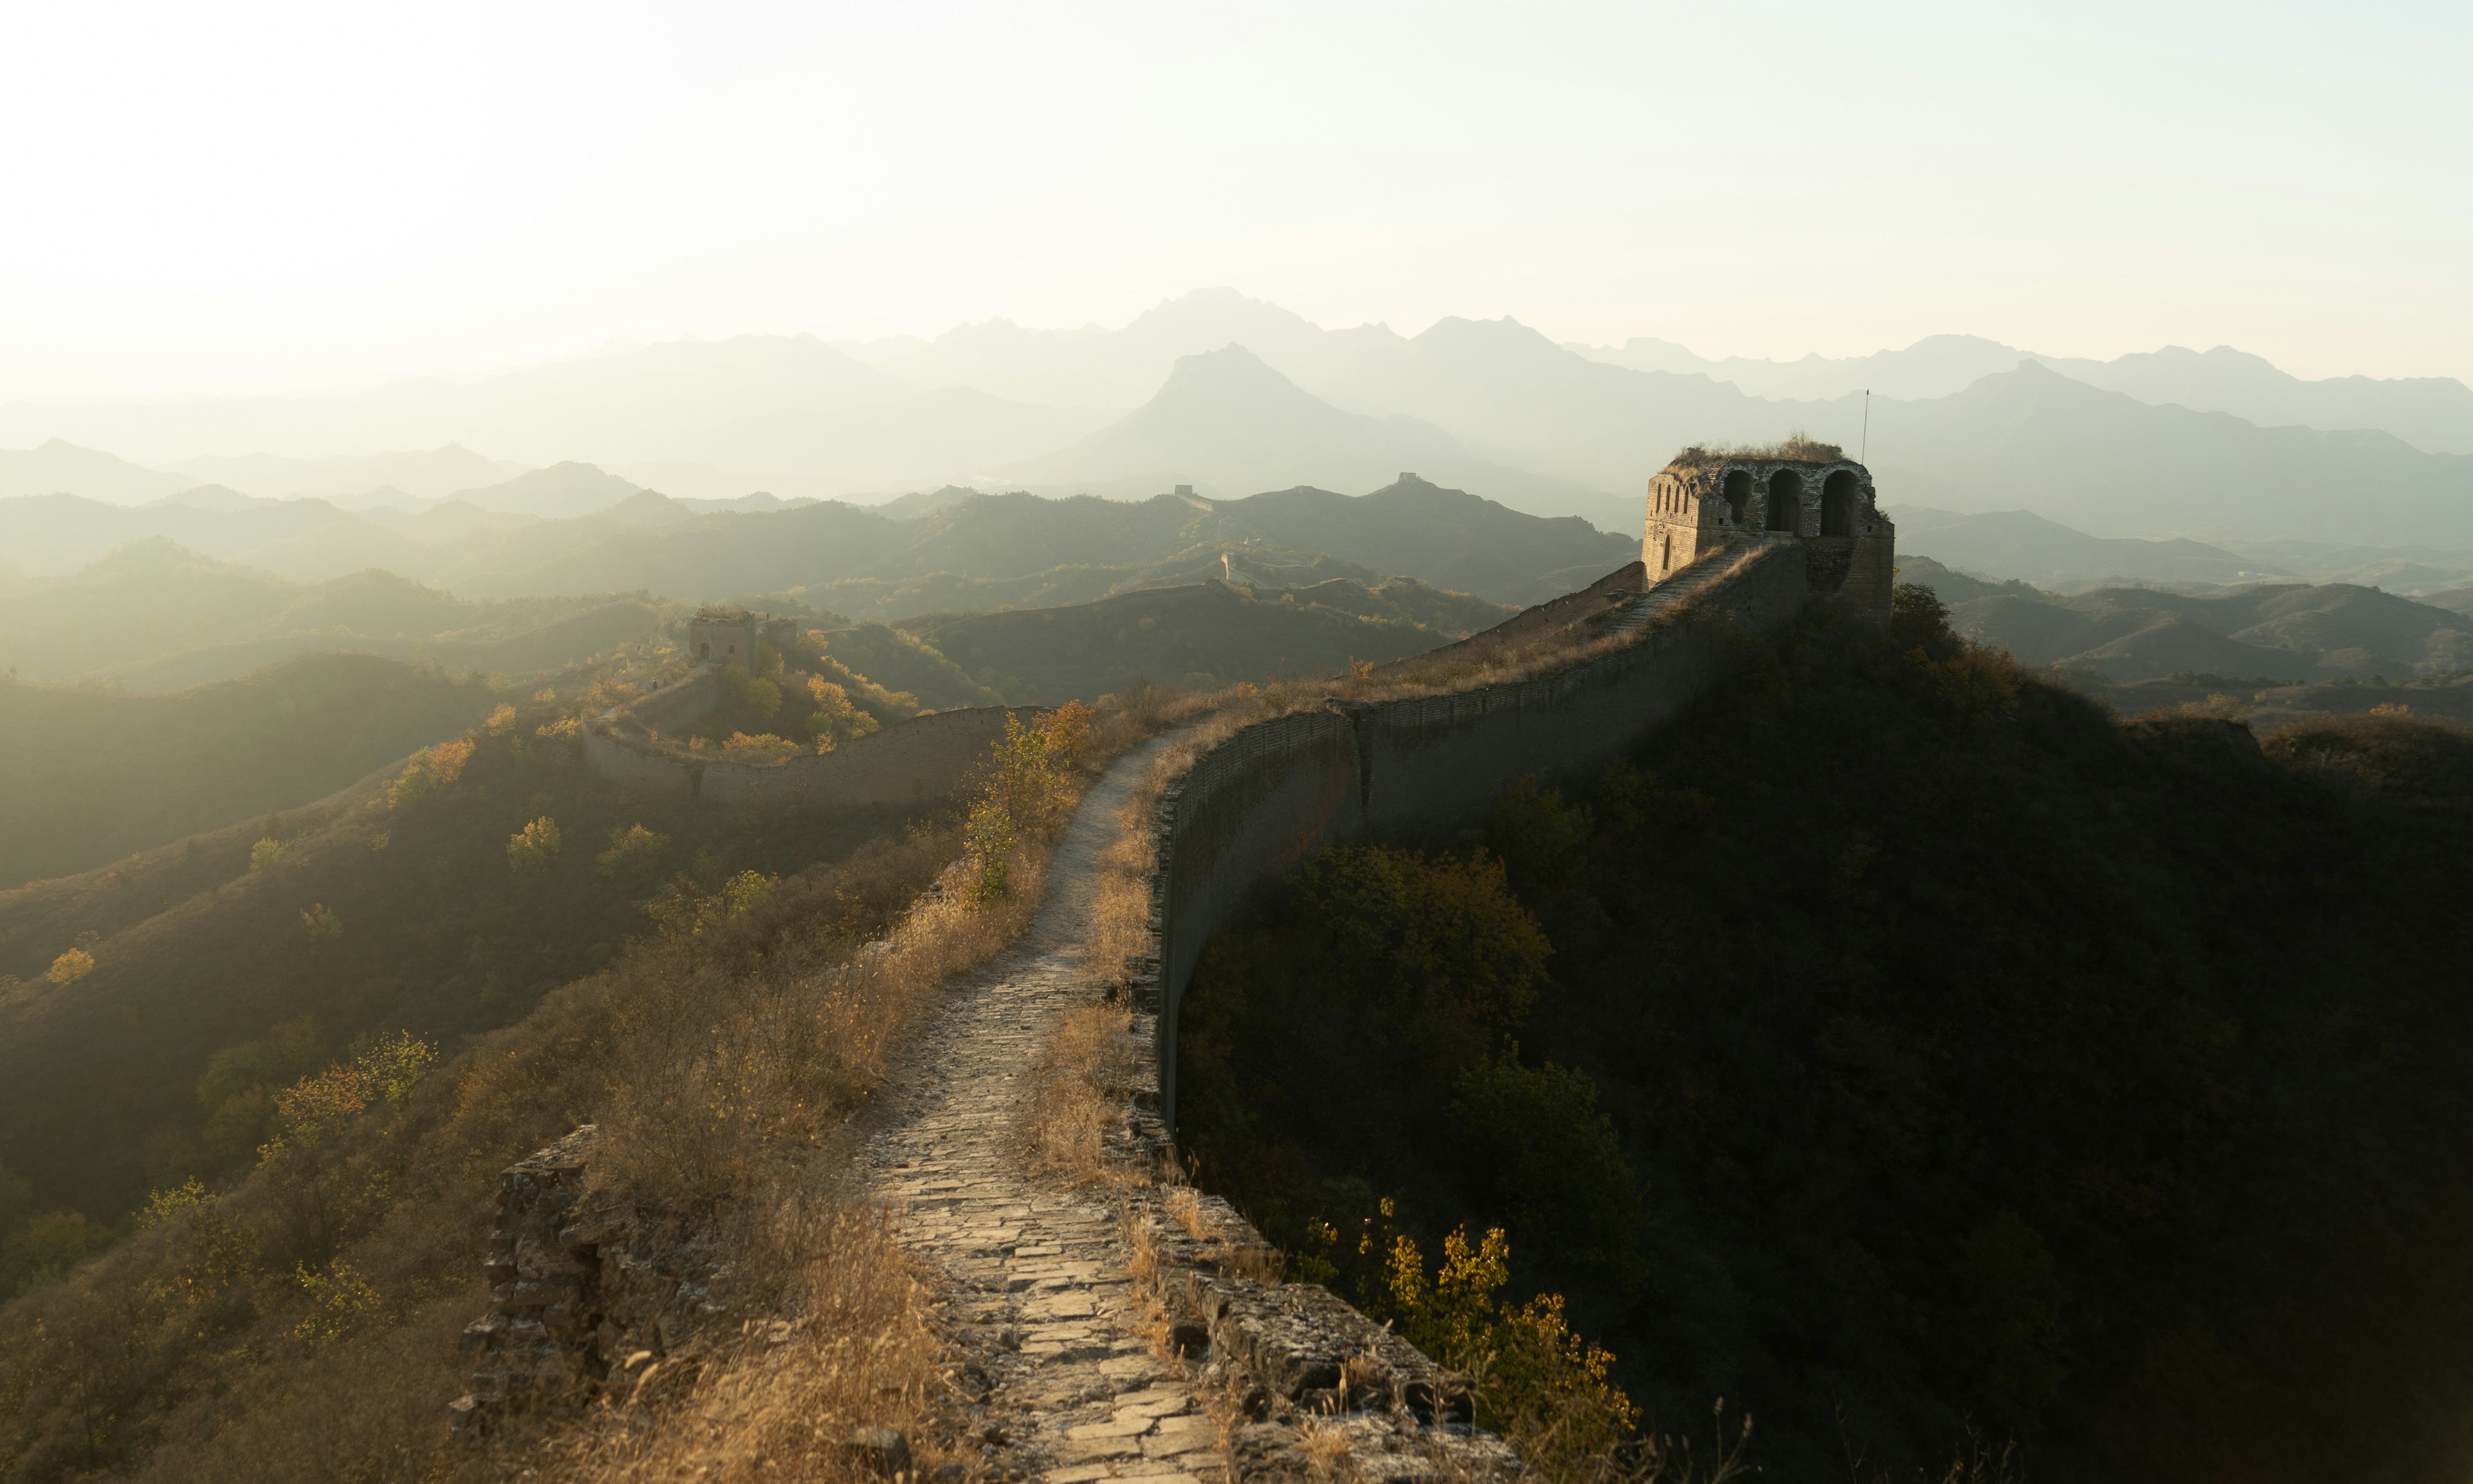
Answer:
[715, 663, 781, 722]
[804, 679, 880, 751]
[1367, 1217, 1640, 1477]
[596, 823, 670, 879]
[1483, 775, 1595, 886]
[1450, 1051, 1640, 1282]
[255, 1032, 438, 1264]
[720, 731, 801, 765]
[1282, 844, 1549, 1076]
[506, 816, 562, 873]
[198, 1019, 330, 1165]
[384, 738, 474, 810]
[1179, 603, 2473, 1483]
[964, 704, 1095, 899]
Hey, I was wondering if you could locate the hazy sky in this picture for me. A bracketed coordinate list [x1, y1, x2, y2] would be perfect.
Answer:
[5, 0, 2467, 397]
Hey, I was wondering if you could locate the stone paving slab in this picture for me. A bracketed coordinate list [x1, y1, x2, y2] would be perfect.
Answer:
[864, 737, 1229, 1484]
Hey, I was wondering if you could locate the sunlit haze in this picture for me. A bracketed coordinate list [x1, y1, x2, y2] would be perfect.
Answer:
[6, 0, 2468, 398]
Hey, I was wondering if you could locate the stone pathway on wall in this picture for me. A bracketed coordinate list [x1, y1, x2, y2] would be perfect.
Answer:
[862, 735, 1226, 1484]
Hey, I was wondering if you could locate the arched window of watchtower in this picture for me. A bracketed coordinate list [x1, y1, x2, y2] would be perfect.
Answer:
[1766, 469, 1803, 533]
[1821, 470, 1857, 536]
[1723, 469, 1751, 524]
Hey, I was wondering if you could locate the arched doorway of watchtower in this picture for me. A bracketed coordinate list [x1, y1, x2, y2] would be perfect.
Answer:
[1765, 469, 1803, 533]
[1821, 469, 1858, 536]
[1723, 468, 1752, 524]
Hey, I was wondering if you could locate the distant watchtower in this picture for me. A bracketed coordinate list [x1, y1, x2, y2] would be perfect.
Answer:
[1643, 441, 1895, 621]
[688, 607, 759, 668]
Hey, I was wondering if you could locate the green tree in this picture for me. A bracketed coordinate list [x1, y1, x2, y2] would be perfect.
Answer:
[3, 1210, 102, 1296]
[1288, 844, 1550, 1076]
[804, 677, 881, 751]
[719, 731, 801, 765]
[506, 816, 562, 873]
[715, 662, 782, 722]
[596, 823, 670, 878]
[1450, 1051, 1642, 1281]
[257, 1032, 437, 1262]
[1957, 1210, 2069, 1435]
[1374, 1221, 1639, 1474]
[1484, 775, 1595, 885]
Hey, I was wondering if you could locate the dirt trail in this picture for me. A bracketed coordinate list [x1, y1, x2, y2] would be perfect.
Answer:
[864, 736, 1217, 1484]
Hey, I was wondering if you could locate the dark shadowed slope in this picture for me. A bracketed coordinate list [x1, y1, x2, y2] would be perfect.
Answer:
[0, 690, 905, 1224]
[1179, 603, 2473, 1483]
[0, 654, 498, 888]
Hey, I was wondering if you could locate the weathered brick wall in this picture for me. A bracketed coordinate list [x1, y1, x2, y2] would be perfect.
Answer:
[699, 706, 1044, 809]
[627, 670, 722, 735]
[1137, 543, 1814, 1132]
[582, 700, 1045, 809]
[451, 1125, 725, 1437]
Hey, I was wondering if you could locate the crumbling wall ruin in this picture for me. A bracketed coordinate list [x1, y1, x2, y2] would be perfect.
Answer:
[449, 1127, 721, 1436]
[581, 681, 1045, 810]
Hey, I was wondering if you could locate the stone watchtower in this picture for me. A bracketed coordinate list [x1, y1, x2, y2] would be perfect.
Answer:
[1642, 444, 1895, 621]
[688, 607, 759, 668]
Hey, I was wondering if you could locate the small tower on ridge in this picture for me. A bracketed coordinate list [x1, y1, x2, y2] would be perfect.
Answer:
[1642, 439, 1896, 621]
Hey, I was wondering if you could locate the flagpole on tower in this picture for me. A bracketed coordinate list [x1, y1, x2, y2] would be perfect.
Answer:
[1861, 389, 1871, 464]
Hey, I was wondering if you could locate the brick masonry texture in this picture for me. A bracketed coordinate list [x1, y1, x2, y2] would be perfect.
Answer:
[582, 664, 1046, 809]
[1133, 538, 1841, 1132]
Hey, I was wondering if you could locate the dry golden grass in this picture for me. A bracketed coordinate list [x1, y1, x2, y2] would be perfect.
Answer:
[1117, 1205, 1183, 1365]
[12, 820, 1056, 1484]
[1164, 1185, 1206, 1239]
[26, 586, 1713, 1484]
[1020, 1000, 1144, 1183]
[507, 1194, 945, 1484]
[1669, 433, 1845, 467]
[1296, 1414, 1357, 1478]
[592, 844, 1047, 1208]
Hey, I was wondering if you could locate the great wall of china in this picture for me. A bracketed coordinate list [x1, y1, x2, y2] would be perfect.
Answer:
[582, 661, 1044, 807]
[464, 453, 1896, 1479]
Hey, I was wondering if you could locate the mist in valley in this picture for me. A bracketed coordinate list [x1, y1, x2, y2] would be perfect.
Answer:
[4, 5, 2472, 1483]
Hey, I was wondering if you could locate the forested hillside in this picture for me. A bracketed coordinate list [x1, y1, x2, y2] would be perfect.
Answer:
[893, 577, 1506, 703]
[0, 655, 502, 888]
[0, 682, 916, 1239]
[0, 538, 662, 688]
[1178, 593, 2473, 1483]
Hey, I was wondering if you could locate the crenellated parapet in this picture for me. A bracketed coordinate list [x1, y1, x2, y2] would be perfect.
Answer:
[1644, 449, 1895, 621]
